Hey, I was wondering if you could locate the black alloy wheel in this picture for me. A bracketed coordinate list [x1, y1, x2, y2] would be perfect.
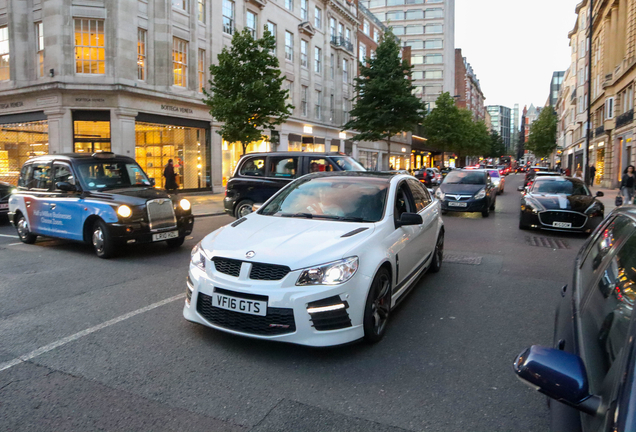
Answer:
[518, 212, 530, 230]
[92, 219, 116, 259]
[481, 205, 490, 218]
[235, 200, 254, 219]
[363, 267, 392, 343]
[16, 213, 37, 244]
[490, 198, 496, 211]
[430, 231, 444, 273]
[166, 236, 185, 248]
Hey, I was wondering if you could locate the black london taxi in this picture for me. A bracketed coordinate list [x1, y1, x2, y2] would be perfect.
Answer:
[8, 152, 194, 258]
[224, 152, 366, 218]
[0, 180, 14, 220]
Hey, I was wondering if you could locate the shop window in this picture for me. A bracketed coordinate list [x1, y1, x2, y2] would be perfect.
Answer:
[269, 157, 298, 178]
[0, 120, 49, 186]
[173, 37, 188, 87]
[0, 26, 9, 81]
[222, 139, 270, 185]
[74, 19, 105, 74]
[74, 120, 111, 153]
[135, 122, 209, 189]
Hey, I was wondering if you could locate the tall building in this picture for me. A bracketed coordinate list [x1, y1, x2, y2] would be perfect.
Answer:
[362, 0, 455, 111]
[486, 105, 512, 152]
[454, 48, 485, 121]
[511, 104, 519, 154]
[0, 0, 359, 190]
[549, 71, 565, 107]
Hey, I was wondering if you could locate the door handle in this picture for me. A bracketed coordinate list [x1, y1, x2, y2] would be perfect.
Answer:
[25, 200, 31, 207]
[49, 203, 56, 210]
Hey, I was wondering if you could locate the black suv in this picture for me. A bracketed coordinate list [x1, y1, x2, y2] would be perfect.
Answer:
[224, 152, 365, 218]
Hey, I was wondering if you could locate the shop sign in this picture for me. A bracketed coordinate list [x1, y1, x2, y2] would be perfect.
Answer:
[161, 104, 193, 114]
[0, 101, 23, 110]
[75, 97, 105, 103]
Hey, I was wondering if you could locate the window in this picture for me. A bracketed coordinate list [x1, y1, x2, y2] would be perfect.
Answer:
[387, 10, 404, 20]
[392, 26, 405, 35]
[425, 24, 443, 34]
[330, 94, 334, 120]
[406, 40, 423, 49]
[425, 39, 442, 49]
[198, 49, 205, 92]
[412, 70, 423, 80]
[606, 97, 615, 119]
[315, 90, 322, 119]
[363, 20, 370, 35]
[406, 25, 423, 34]
[172, 0, 187, 10]
[172, 37, 188, 87]
[301, 0, 308, 20]
[329, 18, 336, 38]
[338, 23, 344, 38]
[359, 43, 366, 62]
[314, 47, 321, 73]
[407, 179, 430, 211]
[284, 79, 293, 105]
[425, 70, 443, 79]
[345, 27, 351, 42]
[285, 31, 293, 61]
[31, 163, 52, 190]
[424, 8, 443, 18]
[344, 98, 350, 123]
[374, 12, 386, 20]
[223, 0, 234, 34]
[300, 40, 308, 67]
[74, 19, 105, 74]
[301, 85, 308, 116]
[266, 22, 276, 54]
[285, 0, 293, 11]
[425, 54, 443, 64]
[239, 157, 266, 177]
[370, 49, 375, 59]
[330, 53, 334, 79]
[246, 10, 257, 38]
[411, 55, 423, 65]
[269, 157, 298, 178]
[52, 163, 76, 189]
[198, 0, 205, 22]
[373, 28, 379, 43]
[405, 9, 422, 19]
[342, 59, 348, 83]
[36, 22, 44, 78]
[315, 7, 322, 29]
[308, 158, 335, 172]
[137, 28, 146, 81]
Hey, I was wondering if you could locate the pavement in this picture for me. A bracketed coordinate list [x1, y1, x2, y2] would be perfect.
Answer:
[180, 191, 226, 217]
[590, 185, 619, 213]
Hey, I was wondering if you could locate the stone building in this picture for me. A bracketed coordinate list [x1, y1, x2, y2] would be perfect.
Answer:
[454, 48, 485, 121]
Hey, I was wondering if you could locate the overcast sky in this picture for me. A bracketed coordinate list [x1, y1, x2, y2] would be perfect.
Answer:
[455, 0, 581, 121]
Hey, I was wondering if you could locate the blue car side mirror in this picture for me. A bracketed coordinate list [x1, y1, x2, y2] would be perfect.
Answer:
[514, 345, 601, 415]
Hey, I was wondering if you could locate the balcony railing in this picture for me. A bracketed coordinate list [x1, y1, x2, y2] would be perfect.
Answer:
[330, 35, 354, 53]
[616, 109, 634, 129]
[595, 124, 605, 137]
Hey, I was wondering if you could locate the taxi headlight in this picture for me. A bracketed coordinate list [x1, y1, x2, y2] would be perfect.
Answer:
[474, 188, 486, 199]
[117, 205, 132, 218]
[180, 199, 191, 211]
[296, 257, 358, 286]
[191, 241, 207, 271]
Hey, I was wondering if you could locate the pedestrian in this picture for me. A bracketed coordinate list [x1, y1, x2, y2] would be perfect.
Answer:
[565, 167, 571, 177]
[620, 165, 636, 205]
[574, 168, 583, 180]
[163, 159, 178, 193]
[588, 163, 596, 187]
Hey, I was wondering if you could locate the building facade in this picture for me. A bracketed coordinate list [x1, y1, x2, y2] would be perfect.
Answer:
[486, 105, 511, 151]
[0, 0, 360, 190]
[454, 48, 485, 121]
[361, 0, 454, 111]
[511, 103, 519, 154]
[549, 71, 565, 107]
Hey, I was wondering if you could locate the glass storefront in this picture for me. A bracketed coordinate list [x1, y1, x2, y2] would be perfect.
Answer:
[0, 120, 48, 185]
[411, 152, 431, 170]
[74, 120, 111, 153]
[135, 122, 209, 190]
[595, 148, 605, 185]
[358, 150, 379, 171]
[288, 142, 326, 152]
[221, 140, 271, 186]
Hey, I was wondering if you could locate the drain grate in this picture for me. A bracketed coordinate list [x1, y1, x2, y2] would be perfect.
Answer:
[443, 253, 482, 265]
[525, 236, 570, 249]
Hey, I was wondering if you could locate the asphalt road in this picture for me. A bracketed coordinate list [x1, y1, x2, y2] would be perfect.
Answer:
[0, 174, 589, 432]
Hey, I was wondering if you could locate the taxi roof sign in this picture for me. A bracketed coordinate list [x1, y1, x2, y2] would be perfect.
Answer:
[92, 151, 116, 159]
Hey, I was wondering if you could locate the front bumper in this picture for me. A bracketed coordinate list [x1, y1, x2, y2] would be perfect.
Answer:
[183, 263, 370, 347]
[441, 197, 488, 212]
[520, 209, 602, 233]
[223, 196, 235, 216]
[108, 214, 194, 244]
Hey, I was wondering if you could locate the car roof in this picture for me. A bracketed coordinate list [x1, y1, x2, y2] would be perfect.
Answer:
[240, 152, 348, 157]
[535, 172, 562, 176]
[534, 176, 581, 183]
[22, 153, 137, 164]
[302, 171, 398, 181]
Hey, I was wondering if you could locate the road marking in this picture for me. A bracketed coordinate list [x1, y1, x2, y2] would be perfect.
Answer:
[0, 234, 19, 238]
[0, 293, 185, 373]
[7, 242, 22, 246]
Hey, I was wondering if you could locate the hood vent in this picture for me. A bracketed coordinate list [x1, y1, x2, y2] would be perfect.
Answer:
[341, 227, 369, 238]
[231, 217, 247, 227]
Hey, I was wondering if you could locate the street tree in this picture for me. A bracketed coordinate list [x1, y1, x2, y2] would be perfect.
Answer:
[343, 28, 425, 167]
[203, 27, 293, 155]
[526, 107, 557, 159]
[487, 130, 506, 159]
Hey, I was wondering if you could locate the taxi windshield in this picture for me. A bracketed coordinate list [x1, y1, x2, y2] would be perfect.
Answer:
[76, 161, 151, 191]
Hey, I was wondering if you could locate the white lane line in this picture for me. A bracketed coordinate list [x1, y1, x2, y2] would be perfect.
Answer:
[7, 242, 22, 246]
[0, 234, 19, 238]
[0, 293, 185, 373]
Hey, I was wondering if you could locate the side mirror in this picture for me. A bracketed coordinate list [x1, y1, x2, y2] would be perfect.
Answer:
[252, 203, 263, 212]
[517, 186, 525, 192]
[149, 178, 156, 186]
[396, 212, 422, 228]
[596, 191, 604, 197]
[514, 345, 601, 415]
[56, 181, 77, 192]
[427, 188, 434, 195]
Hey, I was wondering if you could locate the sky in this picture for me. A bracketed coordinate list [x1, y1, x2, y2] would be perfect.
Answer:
[455, 0, 581, 117]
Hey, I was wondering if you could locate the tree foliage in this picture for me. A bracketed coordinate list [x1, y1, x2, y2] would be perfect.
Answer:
[487, 130, 506, 159]
[526, 107, 557, 158]
[343, 28, 426, 164]
[203, 28, 293, 154]
[421, 92, 490, 165]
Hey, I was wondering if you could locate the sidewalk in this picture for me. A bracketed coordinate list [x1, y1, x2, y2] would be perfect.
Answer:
[179, 192, 227, 217]
[590, 185, 618, 213]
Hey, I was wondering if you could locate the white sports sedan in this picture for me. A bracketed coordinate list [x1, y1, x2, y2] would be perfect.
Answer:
[184, 172, 444, 346]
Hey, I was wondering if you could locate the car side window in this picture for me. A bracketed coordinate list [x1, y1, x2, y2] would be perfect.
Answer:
[29, 163, 52, 190]
[18, 164, 33, 188]
[406, 179, 430, 212]
[579, 231, 636, 400]
[394, 182, 415, 221]
[52, 163, 76, 189]
[239, 157, 266, 177]
[268, 157, 298, 178]
[308, 158, 335, 173]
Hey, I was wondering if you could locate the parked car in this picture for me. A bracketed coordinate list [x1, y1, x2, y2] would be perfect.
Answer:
[435, 169, 497, 217]
[185, 171, 444, 346]
[8, 152, 194, 258]
[441, 167, 454, 178]
[518, 176, 604, 233]
[224, 152, 366, 218]
[413, 168, 437, 187]
[514, 207, 636, 431]
[0, 181, 14, 220]
[430, 168, 443, 185]
[487, 169, 505, 194]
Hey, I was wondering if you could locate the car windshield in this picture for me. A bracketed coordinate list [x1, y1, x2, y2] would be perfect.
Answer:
[488, 170, 500, 178]
[330, 156, 366, 172]
[443, 171, 485, 185]
[259, 176, 388, 222]
[532, 179, 590, 195]
[76, 161, 152, 191]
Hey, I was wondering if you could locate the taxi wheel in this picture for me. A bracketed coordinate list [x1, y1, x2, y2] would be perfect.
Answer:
[235, 200, 254, 219]
[92, 220, 115, 259]
[166, 236, 185, 248]
[16, 214, 37, 244]
[363, 267, 392, 344]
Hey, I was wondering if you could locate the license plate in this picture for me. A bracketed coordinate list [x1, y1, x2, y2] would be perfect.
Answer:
[0, 203, 8, 210]
[152, 230, 179, 241]
[448, 202, 467, 207]
[553, 222, 572, 228]
[212, 292, 267, 316]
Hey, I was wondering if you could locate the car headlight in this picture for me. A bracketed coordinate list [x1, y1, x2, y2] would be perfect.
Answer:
[296, 257, 358, 286]
[191, 241, 207, 271]
[435, 189, 445, 200]
[474, 188, 486, 199]
[180, 198, 191, 211]
[117, 205, 132, 218]
[10, 188, 17, 194]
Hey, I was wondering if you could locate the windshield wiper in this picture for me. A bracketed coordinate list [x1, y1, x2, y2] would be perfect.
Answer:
[280, 212, 314, 218]
[312, 215, 367, 222]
